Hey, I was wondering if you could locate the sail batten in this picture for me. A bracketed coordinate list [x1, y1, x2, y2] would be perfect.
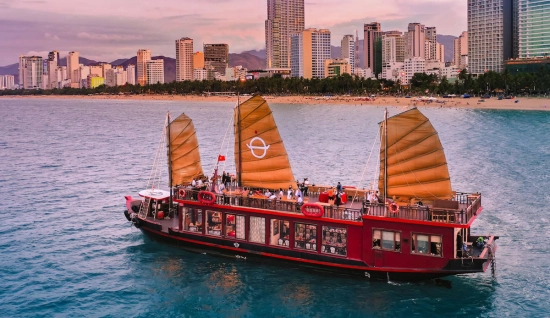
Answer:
[235, 95, 296, 190]
[379, 108, 453, 202]
[168, 113, 204, 186]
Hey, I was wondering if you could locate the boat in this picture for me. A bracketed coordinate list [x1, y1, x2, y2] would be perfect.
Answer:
[123, 95, 498, 281]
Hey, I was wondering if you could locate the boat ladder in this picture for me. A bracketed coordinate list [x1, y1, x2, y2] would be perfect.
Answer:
[138, 197, 151, 220]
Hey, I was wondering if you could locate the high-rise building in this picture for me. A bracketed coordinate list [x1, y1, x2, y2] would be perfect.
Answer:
[126, 65, 136, 85]
[405, 23, 426, 59]
[77, 65, 91, 88]
[468, 0, 514, 74]
[381, 31, 405, 81]
[266, 0, 305, 69]
[193, 52, 204, 69]
[454, 31, 468, 68]
[324, 58, 351, 78]
[146, 59, 164, 84]
[105, 67, 128, 87]
[47, 50, 60, 89]
[204, 44, 229, 76]
[341, 35, 355, 74]
[176, 38, 194, 81]
[355, 30, 361, 71]
[19, 56, 43, 89]
[403, 57, 426, 84]
[290, 28, 331, 79]
[436, 43, 445, 63]
[137, 49, 152, 86]
[0, 75, 15, 90]
[517, 0, 550, 58]
[425, 27, 437, 61]
[66, 51, 79, 83]
[364, 22, 382, 70]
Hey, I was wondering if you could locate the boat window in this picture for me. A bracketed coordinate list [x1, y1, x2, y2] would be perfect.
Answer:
[249, 216, 265, 244]
[269, 219, 290, 248]
[294, 223, 317, 251]
[372, 229, 401, 252]
[182, 208, 203, 233]
[411, 233, 442, 256]
[321, 226, 347, 256]
[225, 214, 246, 240]
[206, 211, 222, 236]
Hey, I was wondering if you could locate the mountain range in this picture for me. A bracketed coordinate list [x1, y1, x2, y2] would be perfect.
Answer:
[0, 35, 457, 82]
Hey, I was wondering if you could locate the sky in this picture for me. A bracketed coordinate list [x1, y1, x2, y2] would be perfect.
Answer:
[0, 0, 467, 66]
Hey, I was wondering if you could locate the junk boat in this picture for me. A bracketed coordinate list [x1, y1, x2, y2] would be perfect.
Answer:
[123, 95, 497, 281]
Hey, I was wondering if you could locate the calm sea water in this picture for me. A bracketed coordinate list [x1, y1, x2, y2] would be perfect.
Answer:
[0, 98, 548, 317]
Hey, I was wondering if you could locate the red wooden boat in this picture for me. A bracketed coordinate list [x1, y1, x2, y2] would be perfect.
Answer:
[124, 96, 497, 281]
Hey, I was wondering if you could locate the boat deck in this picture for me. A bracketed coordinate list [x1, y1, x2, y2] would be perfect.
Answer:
[174, 188, 481, 225]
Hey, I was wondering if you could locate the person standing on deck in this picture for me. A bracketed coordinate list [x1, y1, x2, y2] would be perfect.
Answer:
[328, 187, 335, 205]
[336, 182, 342, 193]
[303, 178, 310, 197]
[278, 188, 284, 200]
[286, 186, 293, 200]
[295, 187, 302, 199]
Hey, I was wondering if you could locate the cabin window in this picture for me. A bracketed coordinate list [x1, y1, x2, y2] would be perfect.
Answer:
[183, 208, 203, 233]
[225, 214, 246, 240]
[206, 211, 222, 236]
[372, 229, 401, 252]
[249, 216, 265, 244]
[294, 223, 317, 251]
[270, 219, 290, 247]
[321, 226, 347, 256]
[411, 233, 442, 256]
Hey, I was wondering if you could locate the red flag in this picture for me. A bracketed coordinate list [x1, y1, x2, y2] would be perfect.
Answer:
[218, 155, 226, 161]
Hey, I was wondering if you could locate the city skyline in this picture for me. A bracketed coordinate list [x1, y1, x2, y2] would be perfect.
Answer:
[0, 0, 467, 66]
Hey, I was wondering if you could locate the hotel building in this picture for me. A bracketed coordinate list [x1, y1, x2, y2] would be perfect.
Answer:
[126, 65, 136, 85]
[176, 38, 194, 81]
[468, 0, 514, 74]
[454, 31, 468, 68]
[266, 0, 305, 69]
[290, 28, 331, 79]
[517, 0, 550, 58]
[364, 22, 382, 71]
[405, 23, 426, 59]
[146, 59, 164, 85]
[67, 51, 79, 83]
[137, 49, 152, 86]
[19, 56, 43, 89]
[341, 35, 355, 75]
[204, 44, 229, 76]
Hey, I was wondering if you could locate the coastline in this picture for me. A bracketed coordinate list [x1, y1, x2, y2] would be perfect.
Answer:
[2, 94, 550, 111]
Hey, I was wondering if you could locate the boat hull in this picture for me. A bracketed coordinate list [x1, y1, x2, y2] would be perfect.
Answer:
[136, 218, 489, 281]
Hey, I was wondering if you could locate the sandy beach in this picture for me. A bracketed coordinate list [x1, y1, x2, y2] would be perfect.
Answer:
[2, 94, 550, 111]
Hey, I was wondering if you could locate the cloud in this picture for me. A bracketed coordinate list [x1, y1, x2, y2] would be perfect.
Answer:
[44, 32, 60, 40]
[76, 32, 143, 41]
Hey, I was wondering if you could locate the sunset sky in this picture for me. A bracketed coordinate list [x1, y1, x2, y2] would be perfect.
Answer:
[0, 0, 466, 65]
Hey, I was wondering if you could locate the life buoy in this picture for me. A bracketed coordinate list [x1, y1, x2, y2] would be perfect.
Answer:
[389, 203, 400, 214]
[178, 189, 186, 198]
[198, 191, 216, 205]
[301, 203, 324, 218]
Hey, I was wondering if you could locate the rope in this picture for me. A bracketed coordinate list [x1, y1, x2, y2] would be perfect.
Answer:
[350, 129, 380, 206]
[146, 116, 169, 191]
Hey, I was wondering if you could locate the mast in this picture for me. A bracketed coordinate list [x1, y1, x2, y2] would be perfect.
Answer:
[237, 92, 242, 186]
[384, 108, 388, 204]
[167, 112, 173, 207]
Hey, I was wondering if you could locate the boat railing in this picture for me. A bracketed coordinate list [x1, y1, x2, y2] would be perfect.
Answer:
[175, 188, 481, 225]
[175, 188, 363, 222]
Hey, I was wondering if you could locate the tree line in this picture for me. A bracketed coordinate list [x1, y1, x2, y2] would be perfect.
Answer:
[2, 68, 550, 97]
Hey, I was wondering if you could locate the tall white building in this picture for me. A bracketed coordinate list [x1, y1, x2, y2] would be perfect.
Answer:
[137, 49, 152, 86]
[468, 0, 514, 74]
[126, 65, 136, 85]
[105, 67, 128, 87]
[47, 51, 60, 89]
[403, 57, 425, 84]
[425, 27, 437, 61]
[381, 31, 405, 80]
[19, 56, 43, 89]
[517, 0, 550, 58]
[405, 23, 425, 59]
[77, 65, 91, 88]
[66, 51, 79, 83]
[176, 37, 194, 81]
[265, 0, 305, 68]
[341, 35, 355, 75]
[146, 59, 164, 84]
[290, 28, 331, 79]
[0, 75, 15, 90]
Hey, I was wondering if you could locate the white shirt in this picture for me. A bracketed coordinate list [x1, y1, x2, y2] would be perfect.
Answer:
[295, 189, 302, 198]
[218, 183, 225, 193]
[297, 196, 303, 204]
[269, 194, 277, 201]
[191, 179, 196, 187]
[286, 189, 293, 199]
[197, 179, 203, 187]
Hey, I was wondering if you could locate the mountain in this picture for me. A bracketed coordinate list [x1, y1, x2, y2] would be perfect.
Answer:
[229, 52, 265, 70]
[437, 35, 456, 63]
[241, 49, 266, 60]
[0, 63, 18, 76]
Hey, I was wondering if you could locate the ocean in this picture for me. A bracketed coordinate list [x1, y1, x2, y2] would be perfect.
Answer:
[0, 98, 548, 317]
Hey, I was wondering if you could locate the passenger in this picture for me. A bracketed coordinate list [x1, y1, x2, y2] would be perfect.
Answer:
[295, 187, 302, 199]
[278, 188, 284, 200]
[286, 186, 293, 200]
[328, 187, 335, 205]
[297, 194, 304, 205]
[265, 189, 272, 198]
[335, 191, 342, 207]
[191, 178, 197, 187]
[336, 182, 342, 192]
[303, 178, 310, 197]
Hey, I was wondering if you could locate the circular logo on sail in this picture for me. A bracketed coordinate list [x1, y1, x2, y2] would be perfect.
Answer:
[247, 137, 270, 159]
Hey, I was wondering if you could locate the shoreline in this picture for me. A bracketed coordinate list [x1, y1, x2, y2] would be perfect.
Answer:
[2, 94, 550, 111]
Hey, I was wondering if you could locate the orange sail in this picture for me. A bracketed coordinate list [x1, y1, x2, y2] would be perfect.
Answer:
[167, 113, 204, 186]
[234, 95, 296, 190]
[379, 108, 453, 201]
